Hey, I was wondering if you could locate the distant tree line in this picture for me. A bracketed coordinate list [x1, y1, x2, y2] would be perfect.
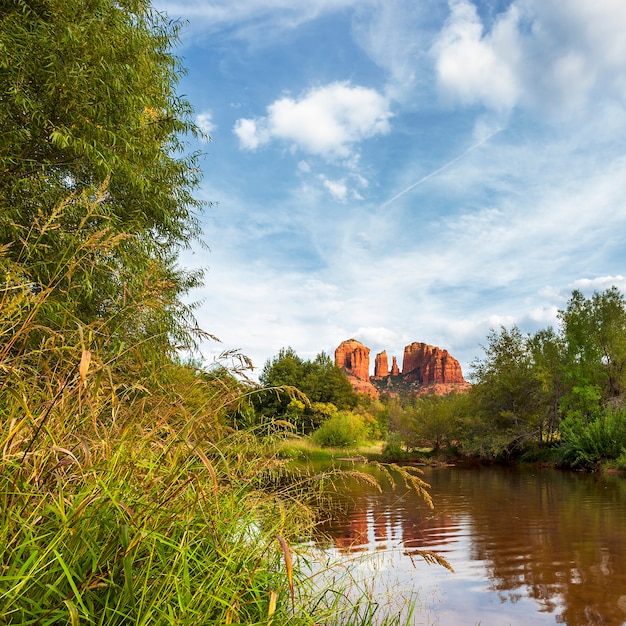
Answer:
[385, 287, 626, 468]
[247, 288, 626, 467]
[233, 347, 387, 446]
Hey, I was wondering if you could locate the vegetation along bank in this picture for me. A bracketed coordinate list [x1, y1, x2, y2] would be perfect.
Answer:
[1, 1, 624, 624]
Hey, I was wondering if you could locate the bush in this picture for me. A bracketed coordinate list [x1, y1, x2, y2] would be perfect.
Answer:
[382, 432, 405, 461]
[615, 449, 626, 472]
[559, 408, 626, 469]
[312, 412, 369, 448]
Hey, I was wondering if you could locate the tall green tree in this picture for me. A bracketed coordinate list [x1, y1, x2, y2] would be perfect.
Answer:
[465, 326, 546, 458]
[527, 327, 565, 441]
[260, 348, 357, 410]
[0, 0, 204, 355]
[559, 288, 626, 418]
[256, 347, 358, 432]
[260, 347, 306, 389]
[408, 395, 461, 451]
[303, 352, 358, 408]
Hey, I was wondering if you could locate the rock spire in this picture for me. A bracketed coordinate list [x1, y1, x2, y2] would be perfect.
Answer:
[335, 338, 469, 397]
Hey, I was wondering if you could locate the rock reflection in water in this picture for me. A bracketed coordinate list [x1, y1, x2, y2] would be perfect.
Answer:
[312, 464, 626, 626]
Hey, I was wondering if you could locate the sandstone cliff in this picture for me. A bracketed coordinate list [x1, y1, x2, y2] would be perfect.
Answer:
[334, 339, 378, 396]
[374, 351, 389, 378]
[401, 342, 466, 385]
[335, 338, 469, 397]
[335, 338, 370, 380]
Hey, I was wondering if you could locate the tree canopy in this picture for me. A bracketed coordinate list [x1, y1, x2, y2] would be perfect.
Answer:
[559, 287, 626, 415]
[260, 348, 357, 408]
[255, 347, 358, 431]
[385, 287, 626, 466]
[0, 0, 205, 357]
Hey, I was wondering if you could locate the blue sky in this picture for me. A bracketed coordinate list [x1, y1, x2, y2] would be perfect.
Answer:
[155, 0, 626, 379]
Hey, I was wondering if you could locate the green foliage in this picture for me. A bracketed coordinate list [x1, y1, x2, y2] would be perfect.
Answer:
[312, 412, 370, 448]
[457, 414, 522, 461]
[256, 347, 358, 432]
[559, 288, 626, 418]
[1, 441, 308, 625]
[559, 409, 626, 470]
[260, 349, 357, 409]
[1, 0, 203, 233]
[406, 394, 465, 451]
[0, 0, 204, 345]
[526, 327, 565, 440]
[260, 347, 306, 388]
[380, 397, 414, 441]
[0, 251, 300, 623]
[457, 289, 626, 462]
[368, 398, 389, 436]
[469, 326, 546, 447]
[1, 195, 206, 384]
[615, 449, 626, 472]
[382, 432, 405, 460]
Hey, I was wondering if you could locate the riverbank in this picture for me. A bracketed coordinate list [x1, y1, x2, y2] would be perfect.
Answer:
[275, 436, 626, 475]
[275, 436, 385, 462]
[274, 437, 455, 466]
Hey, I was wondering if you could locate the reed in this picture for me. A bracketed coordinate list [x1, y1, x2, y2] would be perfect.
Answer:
[0, 196, 434, 625]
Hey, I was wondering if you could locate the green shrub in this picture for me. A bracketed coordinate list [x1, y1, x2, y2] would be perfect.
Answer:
[559, 408, 626, 469]
[312, 412, 369, 448]
[382, 432, 405, 460]
[615, 449, 626, 472]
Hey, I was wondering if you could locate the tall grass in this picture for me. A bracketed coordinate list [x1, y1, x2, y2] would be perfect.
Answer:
[0, 194, 437, 625]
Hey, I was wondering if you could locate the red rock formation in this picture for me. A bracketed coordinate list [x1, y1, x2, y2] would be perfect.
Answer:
[335, 339, 378, 396]
[374, 351, 389, 378]
[335, 338, 468, 397]
[335, 339, 370, 379]
[390, 356, 400, 376]
[402, 342, 465, 385]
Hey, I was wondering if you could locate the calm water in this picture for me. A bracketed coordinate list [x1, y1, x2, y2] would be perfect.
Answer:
[309, 464, 626, 626]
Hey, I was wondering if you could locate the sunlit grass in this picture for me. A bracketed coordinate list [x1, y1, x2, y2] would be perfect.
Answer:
[275, 436, 386, 461]
[0, 197, 440, 625]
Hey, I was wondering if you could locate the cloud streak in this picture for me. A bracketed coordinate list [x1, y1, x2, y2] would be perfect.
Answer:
[380, 128, 502, 208]
[164, 0, 626, 380]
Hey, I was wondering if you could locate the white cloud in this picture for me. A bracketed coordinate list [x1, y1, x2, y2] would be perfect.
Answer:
[431, 0, 626, 115]
[431, 0, 521, 111]
[302, 278, 339, 296]
[487, 314, 517, 327]
[233, 118, 267, 150]
[570, 275, 626, 292]
[316, 171, 369, 202]
[196, 111, 216, 137]
[233, 82, 393, 157]
[321, 177, 348, 202]
[353, 326, 400, 345]
[528, 306, 559, 324]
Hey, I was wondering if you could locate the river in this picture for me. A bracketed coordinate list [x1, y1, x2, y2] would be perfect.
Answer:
[307, 463, 626, 625]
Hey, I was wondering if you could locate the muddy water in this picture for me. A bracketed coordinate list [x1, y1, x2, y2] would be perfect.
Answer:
[311, 464, 626, 625]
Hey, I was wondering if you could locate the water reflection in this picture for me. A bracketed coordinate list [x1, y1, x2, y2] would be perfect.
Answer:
[312, 464, 626, 625]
